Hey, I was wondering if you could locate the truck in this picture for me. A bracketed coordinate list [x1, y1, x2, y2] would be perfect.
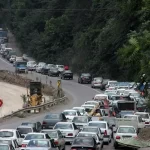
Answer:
[15, 61, 28, 74]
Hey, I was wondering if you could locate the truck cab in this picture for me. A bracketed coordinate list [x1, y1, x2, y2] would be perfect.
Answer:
[15, 61, 28, 74]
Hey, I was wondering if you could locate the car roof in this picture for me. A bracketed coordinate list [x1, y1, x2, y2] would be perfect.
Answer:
[17, 126, 33, 128]
[73, 107, 85, 109]
[41, 129, 58, 132]
[26, 132, 45, 135]
[83, 126, 99, 129]
[135, 112, 149, 114]
[85, 101, 98, 103]
[118, 125, 136, 128]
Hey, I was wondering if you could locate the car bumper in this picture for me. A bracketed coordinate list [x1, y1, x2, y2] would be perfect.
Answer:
[103, 135, 110, 142]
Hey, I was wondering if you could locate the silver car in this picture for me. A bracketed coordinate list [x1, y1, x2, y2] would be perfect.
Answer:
[41, 129, 65, 150]
[25, 139, 58, 150]
[91, 77, 103, 88]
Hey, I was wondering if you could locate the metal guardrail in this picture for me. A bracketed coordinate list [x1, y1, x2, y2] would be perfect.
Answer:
[0, 96, 67, 120]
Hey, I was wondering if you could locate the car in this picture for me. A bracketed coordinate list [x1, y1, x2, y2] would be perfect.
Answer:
[41, 129, 65, 150]
[88, 121, 112, 144]
[21, 122, 42, 132]
[63, 110, 81, 121]
[71, 137, 101, 150]
[21, 132, 51, 148]
[134, 112, 150, 123]
[91, 77, 103, 88]
[42, 113, 67, 129]
[27, 61, 37, 71]
[56, 65, 64, 73]
[25, 139, 57, 150]
[16, 125, 34, 137]
[81, 126, 103, 139]
[72, 107, 87, 116]
[60, 70, 73, 80]
[83, 101, 99, 107]
[9, 55, 16, 63]
[48, 68, 59, 77]
[0, 143, 14, 150]
[78, 73, 92, 84]
[0, 129, 24, 146]
[118, 111, 135, 118]
[0, 138, 20, 150]
[36, 62, 46, 73]
[76, 132, 103, 149]
[99, 79, 110, 90]
[105, 80, 117, 89]
[113, 126, 137, 149]
[41, 64, 52, 75]
[72, 116, 91, 129]
[53, 122, 80, 143]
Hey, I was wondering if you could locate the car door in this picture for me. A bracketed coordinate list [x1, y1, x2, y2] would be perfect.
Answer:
[16, 130, 22, 146]
[13, 139, 20, 150]
[58, 130, 65, 149]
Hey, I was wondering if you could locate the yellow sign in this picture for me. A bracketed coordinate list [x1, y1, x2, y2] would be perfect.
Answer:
[57, 80, 61, 88]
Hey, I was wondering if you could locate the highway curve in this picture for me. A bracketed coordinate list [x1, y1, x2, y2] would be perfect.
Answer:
[0, 57, 123, 150]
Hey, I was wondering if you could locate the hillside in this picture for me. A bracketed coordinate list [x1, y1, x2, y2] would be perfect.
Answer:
[1, 0, 150, 80]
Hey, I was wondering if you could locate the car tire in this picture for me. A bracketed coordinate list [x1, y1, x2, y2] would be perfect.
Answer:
[114, 142, 118, 149]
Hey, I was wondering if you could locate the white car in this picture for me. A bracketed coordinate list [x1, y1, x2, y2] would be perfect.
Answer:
[77, 132, 103, 149]
[56, 65, 64, 73]
[134, 112, 150, 124]
[36, 62, 46, 73]
[88, 121, 112, 144]
[91, 77, 103, 88]
[113, 125, 137, 149]
[53, 122, 80, 143]
[27, 61, 37, 71]
[104, 90, 117, 95]
[0, 137, 20, 150]
[72, 107, 87, 116]
[41, 129, 65, 150]
[116, 89, 126, 95]
[0, 129, 23, 146]
[63, 109, 81, 121]
[21, 132, 50, 148]
[94, 94, 108, 100]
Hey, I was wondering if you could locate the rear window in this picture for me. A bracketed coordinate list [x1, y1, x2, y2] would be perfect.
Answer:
[118, 127, 135, 133]
[82, 128, 98, 133]
[25, 134, 44, 140]
[27, 140, 50, 147]
[82, 73, 91, 77]
[21, 123, 35, 128]
[136, 114, 149, 119]
[89, 123, 106, 128]
[0, 145, 9, 150]
[44, 114, 60, 119]
[54, 124, 73, 130]
[77, 133, 97, 141]
[124, 116, 137, 120]
[41, 131, 58, 139]
[73, 138, 94, 146]
[17, 128, 32, 134]
[63, 111, 76, 116]
[72, 117, 88, 123]
[0, 131, 13, 137]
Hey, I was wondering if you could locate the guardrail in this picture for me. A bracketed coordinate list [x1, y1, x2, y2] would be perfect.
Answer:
[0, 96, 67, 121]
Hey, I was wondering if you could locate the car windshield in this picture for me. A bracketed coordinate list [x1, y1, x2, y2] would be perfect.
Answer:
[44, 114, 60, 119]
[54, 124, 73, 129]
[17, 127, 32, 134]
[118, 127, 135, 133]
[78, 133, 97, 140]
[89, 123, 106, 128]
[82, 128, 98, 133]
[63, 111, 76, 116]
[27, 140, 50, 147]
[0, 145, 9, 150]
[16, 62, 27, 67]
[72, 117, 88, 123]
[29, 61, 36, 65]
[83, 106, 94, 109]
[136, 114, 149, 119]
[24, 134, 44, 140]
[0, 131, 13, 137]
[130, 93, 140, 97]
[21, 123, 35, 128]
[82, 73, 91, 77]
[41, 131, 58, 139]
[73, 138, 94, 146]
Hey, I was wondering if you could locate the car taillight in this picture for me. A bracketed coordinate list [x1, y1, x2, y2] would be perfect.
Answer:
[54, 140, 59, 145]
[42, 121, 47, 124]
[22, 144, 26, 147]
[104, 130, 107, 136]
[68, 133, 73, 136]
[145, 122, 149, 124]
[116, 136, 121, 139]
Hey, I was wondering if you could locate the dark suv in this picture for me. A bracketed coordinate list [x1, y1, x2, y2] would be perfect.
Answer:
[78, 73, 92, 84]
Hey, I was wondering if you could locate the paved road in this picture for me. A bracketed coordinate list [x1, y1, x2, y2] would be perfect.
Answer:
[0, 56, 128, 150]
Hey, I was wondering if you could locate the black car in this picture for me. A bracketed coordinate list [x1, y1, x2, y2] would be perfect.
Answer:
[71, 137, 100, 150]
[60, 70, 73, 80]
[48, 68, 59, 76]
[42, 113, 67, 129]
[21, 122, 42, 132]
[78, 73, 92, 84]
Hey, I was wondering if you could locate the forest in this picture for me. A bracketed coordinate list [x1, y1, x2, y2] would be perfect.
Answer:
[0, 0, 150, 81]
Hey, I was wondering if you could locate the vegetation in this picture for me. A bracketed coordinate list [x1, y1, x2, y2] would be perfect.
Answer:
[1, 0, 150, 80]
